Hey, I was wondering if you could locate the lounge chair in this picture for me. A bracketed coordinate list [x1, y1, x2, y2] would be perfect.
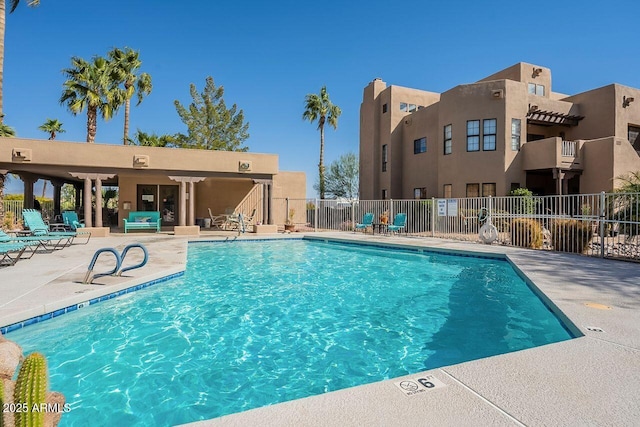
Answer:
[62, 211, 85, 231]
[22, 209, 90, 245]
[387, 213, 407, 235]
[0, 230, 63, 255]
[226, 208, 257, 230]
[0, 242, 26, 267]
[354, 212, 374, 233]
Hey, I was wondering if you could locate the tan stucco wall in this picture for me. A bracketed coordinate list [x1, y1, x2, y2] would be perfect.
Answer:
[272, 171, 306, 225]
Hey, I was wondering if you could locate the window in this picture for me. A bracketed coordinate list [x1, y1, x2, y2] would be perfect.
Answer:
[629, 125, 640, 151]
[382, 103, 388, 114]
[444, 124, 452, 155]
[413, 137, 426, 154]
[382, 144, 388, 172]
[511, 119, 521, 151]
[467, 120, 480, 151]
[414, 187, 427, 199]
[482, 183, 496, 197]
[466, 183, 479, 197]
[528, 83, 545, 96]
[400, 102, 408, 112]
[382, 189, 388, 200]
[483, 119, 497, 151]
[443, 184, 452, 198]
[408, 104, 417, 112]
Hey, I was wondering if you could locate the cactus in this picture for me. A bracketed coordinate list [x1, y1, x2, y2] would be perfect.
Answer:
[13, 352, 47, 427]
[0, 378, 4, 427]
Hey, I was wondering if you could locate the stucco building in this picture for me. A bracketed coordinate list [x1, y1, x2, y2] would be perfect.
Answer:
[0, 138, 305, 235]
[359, 62, 640, 199]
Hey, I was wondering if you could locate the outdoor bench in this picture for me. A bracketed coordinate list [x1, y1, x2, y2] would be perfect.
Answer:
[123, 211, 161, 233]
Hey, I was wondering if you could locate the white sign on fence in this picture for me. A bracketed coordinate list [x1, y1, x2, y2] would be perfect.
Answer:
[437, 199, 446, 217]
[447, 199, 458, 217]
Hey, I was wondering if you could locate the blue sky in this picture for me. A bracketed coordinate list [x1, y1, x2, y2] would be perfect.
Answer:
[5, 0, 640, 196]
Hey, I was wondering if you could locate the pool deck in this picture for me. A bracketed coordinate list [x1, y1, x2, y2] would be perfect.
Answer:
[1, 231, 639, 426]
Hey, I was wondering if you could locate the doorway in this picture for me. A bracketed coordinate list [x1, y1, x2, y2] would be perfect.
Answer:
[136, 184, 179, 226]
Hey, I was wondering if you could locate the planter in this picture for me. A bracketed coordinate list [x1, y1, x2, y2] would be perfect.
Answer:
[284, 224, 296, 232]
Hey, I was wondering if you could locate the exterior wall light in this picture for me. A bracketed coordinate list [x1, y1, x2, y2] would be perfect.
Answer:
[623, 96, 635, 108]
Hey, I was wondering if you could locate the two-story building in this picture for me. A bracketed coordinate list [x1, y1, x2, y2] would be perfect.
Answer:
[359, 62, 640, 199]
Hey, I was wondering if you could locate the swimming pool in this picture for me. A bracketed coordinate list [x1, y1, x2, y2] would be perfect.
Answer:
[7, 239, 575, 426]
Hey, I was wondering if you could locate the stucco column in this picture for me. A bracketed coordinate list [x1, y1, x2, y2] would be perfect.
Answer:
[553, 168, 565, 196]
[95, 176, 103, 227]
[262, 184, 268, 224]
[179, 181, 187, 226]
[188, 181, 195, 226]
[267, 182, 273, 225]
[84, 177, 93, 228]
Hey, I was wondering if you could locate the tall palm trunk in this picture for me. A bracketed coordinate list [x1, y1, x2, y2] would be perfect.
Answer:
[319, 123, 325, 199]
[122, 79, 132, 145]
[0, 173, 5, 222]
[87, 105, 97, 143]
[123, 96, 130, 145]
[0, 0, 6, 123]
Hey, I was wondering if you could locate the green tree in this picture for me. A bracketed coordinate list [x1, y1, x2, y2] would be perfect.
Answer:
[38, 118, 65, 140]
[0, 0, 40, 123]
[108, 47, 152, 145]
[0, 121, 14, 136]
[315, 152, 359, 199]
[509, 187, 536, 214]
[130, 129, 179, 147]
[303, 86, 341, 199]
[60, 55, 125, 143]
[174, 76, 249, 151]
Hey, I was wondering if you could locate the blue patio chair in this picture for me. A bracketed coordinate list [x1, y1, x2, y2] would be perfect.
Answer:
[22, 209, 90, 246]
[0, 242, 26, 266]
[62, 211, 85, 231]
[387, 213, 407, 235]
[0, 229, 61, 255]
[354, 212, 374, 233]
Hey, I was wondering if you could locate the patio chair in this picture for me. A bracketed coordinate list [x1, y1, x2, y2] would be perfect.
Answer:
[208, 208, 228, 229]
[22, 209, 90, 245]
[62, 211, 85, 231]
[354, 212, 374, 233]
[0, 242, 26, 267]
[227, 208, 257, 230]
[0, 229, 63, 255]
[387, 213, 407, 235]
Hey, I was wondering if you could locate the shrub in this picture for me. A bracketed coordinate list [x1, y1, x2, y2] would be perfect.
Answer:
[550, 219, 593, 254]
[510, 218, 543, 249]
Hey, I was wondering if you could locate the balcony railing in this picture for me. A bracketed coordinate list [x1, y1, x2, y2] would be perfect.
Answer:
[561, 140, 577, 157]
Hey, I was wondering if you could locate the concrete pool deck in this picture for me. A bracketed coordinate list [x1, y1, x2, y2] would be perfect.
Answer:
[1, 231, 639, 426]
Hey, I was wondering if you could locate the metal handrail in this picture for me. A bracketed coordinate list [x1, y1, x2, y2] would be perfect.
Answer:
[118, 243, 149, 276]
[83, 248, 122, 284]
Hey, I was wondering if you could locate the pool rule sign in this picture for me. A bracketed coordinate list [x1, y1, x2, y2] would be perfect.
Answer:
[394, 375, 447, 397]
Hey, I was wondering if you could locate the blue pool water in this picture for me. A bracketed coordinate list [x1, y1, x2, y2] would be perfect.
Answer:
[7, 240, 574, 426]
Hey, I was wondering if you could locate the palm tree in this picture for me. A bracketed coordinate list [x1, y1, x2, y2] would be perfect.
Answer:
[303, 86, 341, 199]
[0, 121, 14, 136]
[38, 118, 65, 140]
[0, 121, 14, 222]
[108, 47, 152, 145]
[60, 56, 124, 143]
[0, 0, 40, 123]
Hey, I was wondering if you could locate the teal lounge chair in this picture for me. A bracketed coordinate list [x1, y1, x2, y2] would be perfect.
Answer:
[0, 230, 61, 255]
[354, 212, 374, 233]
[387, 213, 407, 234]
[22, 209, 90, 246]
[0, 242, 26, 266]
[62, 211, 85, 231]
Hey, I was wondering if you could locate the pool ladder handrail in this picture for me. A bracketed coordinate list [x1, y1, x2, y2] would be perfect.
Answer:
[83, 243, 149, 284]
